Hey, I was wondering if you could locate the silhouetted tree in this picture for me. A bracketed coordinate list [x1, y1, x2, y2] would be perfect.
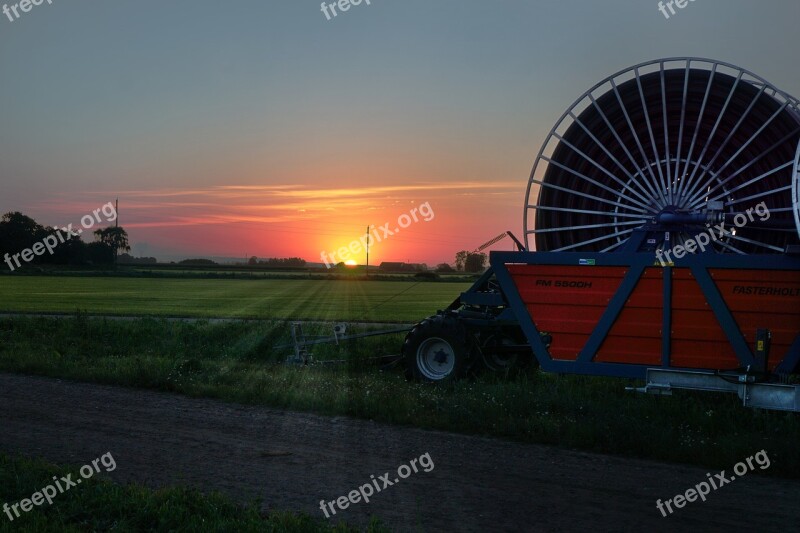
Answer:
[50, 233, 87, 265]
[465, 252, 487, 273]
[455, 251, 469, 271]
[94, 227, 130, 259]
[261, 257, 306, 268]
[0, 212, 46, 256]
[86, 242, 115, 265]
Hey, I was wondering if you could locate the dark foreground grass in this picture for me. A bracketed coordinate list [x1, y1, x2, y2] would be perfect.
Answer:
[1, 316, 798, 478]
[0, 454, 385, 532]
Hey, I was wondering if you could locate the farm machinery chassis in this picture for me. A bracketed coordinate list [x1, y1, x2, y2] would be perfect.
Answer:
[402, 58, 800, 411]
[404, 242, 800, 411]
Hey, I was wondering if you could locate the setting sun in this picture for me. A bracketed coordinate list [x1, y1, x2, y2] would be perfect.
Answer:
[345, 260, 358, 266]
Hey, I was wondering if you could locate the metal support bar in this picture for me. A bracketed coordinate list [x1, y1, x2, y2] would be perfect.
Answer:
[282, 323, 412, 365]
[636, 368, 800, 412]
[288, 322, 311, 365]
[661, 266, 672, 367]
[290, 327, 411, 348]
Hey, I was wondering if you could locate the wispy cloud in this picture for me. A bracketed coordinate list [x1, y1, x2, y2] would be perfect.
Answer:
[33, 181, 521, 230]
[50, 181, 523, 228]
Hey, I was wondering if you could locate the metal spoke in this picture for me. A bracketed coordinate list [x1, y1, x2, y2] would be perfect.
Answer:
[705, 163, 792, 203]
[550, 228, 636, 252]
[599, 239, 628, 252]
[725, 232, 785, 253]
[564, 111, 659, 204]
[539, 157, 658, 212]
[526, 204, 652, 219]
[672, 62, 691, 189]
[610, 78, 668, 206]
[681, 83, 770, 204]
[679, 71, 744, 203]
[635, 67, 669, 203]
[675, 63, 717, 204]
[527, 220, 645, 234]
[587, 93, 665, 204]
[721, 184, 791, 206]
[531, 178, 656, 214]
[659, 62, 674, 204]
[688, 128, 800, 208]
[551, 131, 655, 207]
[694, 102, 791, 201]
[567, 111, 644, 187]
[742, 207, 790, 214]
[715, 239, 747, 255]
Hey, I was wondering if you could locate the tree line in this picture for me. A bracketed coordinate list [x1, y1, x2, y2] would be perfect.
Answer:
[0, 211, 130, 268]
[453, 251, 487, 272]
[247, 257, 307, 268]
[1, 211, 491, 273]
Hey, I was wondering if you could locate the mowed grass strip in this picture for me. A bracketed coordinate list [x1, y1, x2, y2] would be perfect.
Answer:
[1, 316, 798, 477]
[0, 454, 386, 532]
[0, 277, 468, 322]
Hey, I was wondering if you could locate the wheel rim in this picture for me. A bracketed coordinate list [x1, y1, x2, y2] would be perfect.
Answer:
[481, 335, 518, 370]
[524, 58, 800, 254]
[416, 337, 456, 380]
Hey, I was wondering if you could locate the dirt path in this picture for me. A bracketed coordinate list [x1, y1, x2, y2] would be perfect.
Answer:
[1, 374, 798, 532]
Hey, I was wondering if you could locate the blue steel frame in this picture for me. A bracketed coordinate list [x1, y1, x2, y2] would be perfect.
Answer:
[487, 251, 800, 379]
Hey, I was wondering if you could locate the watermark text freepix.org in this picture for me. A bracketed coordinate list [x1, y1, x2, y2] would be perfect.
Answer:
[3, 0, 55, 23]
[320, 202, 434, 268]
[3, 452, 117, 522]
[319, 452, 434, 518]
[656, 449, 770, 517]
[3, 202, 118, 272]
[321, 0, 370, 21]
[655, 201, 769, 266]
[658, 0, 698, 20]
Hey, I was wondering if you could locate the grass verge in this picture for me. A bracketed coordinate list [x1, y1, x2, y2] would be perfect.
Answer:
[0, 454, 385, 532]
[0, 316, 798, 477]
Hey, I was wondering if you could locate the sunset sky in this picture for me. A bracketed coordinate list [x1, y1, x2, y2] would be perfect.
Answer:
[2, 0, 798, 264]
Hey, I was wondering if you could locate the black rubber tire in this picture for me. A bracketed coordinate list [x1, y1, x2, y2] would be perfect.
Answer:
[403, 315, 474, 383]
[477, 329, 536, 373]
[478, 333, 520, 373]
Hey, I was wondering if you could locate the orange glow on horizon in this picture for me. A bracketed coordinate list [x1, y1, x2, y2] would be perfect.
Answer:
[32, 180, 523, 265]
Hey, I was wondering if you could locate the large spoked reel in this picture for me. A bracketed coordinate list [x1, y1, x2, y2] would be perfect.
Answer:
[525, 58, 800, 254]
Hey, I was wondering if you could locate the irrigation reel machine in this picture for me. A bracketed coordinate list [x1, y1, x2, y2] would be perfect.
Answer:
[403, 58, 800, 411]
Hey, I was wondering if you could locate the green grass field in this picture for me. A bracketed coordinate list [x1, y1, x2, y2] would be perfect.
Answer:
[0, 277, 469, 322]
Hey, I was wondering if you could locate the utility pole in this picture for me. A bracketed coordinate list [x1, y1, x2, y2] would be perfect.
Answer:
[365, 225, 370, 277]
